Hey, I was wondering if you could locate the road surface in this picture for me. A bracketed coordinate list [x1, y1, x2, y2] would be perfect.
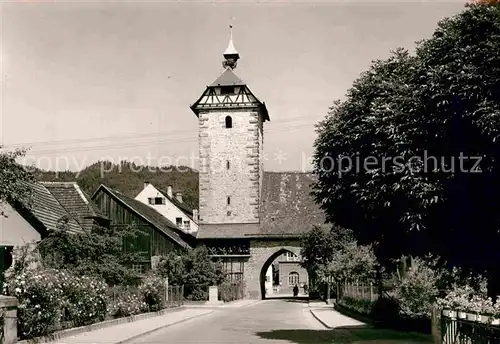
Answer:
[131, 299, 331, 344]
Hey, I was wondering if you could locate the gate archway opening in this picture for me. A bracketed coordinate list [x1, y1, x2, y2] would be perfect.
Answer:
[259, 248, 307, 300]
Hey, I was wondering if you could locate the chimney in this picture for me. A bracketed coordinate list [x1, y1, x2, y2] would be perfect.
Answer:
[193, 209, 198, 223]
[167, 185, 173, 198]
[175, 192, 183, 204]
[144, 181, 150, 190]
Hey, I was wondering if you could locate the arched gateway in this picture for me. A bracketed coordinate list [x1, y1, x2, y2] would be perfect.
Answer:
[190, 26, 326, 299]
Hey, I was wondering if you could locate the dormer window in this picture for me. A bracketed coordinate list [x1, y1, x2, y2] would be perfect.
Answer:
[225, 116, 232, 128]
[220, 86, 235, 95]
[154, 197, 165, 205]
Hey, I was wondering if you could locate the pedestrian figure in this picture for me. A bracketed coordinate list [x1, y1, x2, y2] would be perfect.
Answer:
[293, 284, 299, 297]
[303, 283, 309, 294]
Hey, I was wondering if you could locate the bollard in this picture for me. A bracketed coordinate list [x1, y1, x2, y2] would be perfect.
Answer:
[0, 296, 18, 344]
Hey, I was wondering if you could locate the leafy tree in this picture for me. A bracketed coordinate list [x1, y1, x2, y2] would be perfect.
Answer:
[300, 226, 336, 290]
[38, 218, 147, 286]
[313, 1, 500, 296]
[156, 246, 224, 300]
[0, 149, 36, 215]
[322, 240, 378, 284]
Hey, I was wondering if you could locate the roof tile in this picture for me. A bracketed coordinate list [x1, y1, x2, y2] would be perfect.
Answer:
[197, 172, 327, 239]
[98, 186, 193, 249]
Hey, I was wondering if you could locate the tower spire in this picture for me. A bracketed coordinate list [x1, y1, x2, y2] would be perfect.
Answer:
[223, 24, 239, 69]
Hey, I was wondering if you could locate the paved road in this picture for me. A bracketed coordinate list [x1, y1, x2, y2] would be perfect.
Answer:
[132, 299, 330, 344]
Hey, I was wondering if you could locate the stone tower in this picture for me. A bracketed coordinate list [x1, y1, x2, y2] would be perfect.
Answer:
[190, 26, 270, 225]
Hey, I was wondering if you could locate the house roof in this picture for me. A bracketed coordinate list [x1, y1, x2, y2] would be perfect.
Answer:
[162, 191, 194, 220]
[196, 172, 327, 239]
[42, 182, 108, 231]
[94, 185, 193, 249]
[11, 182, 84, 235]
[210, 68, 245, 87]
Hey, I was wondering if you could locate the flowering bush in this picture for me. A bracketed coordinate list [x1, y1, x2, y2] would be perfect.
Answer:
[107, 287, 148, 318]
[436, 286, 474, 311]
[436, 285, 500, 316]
[138, 274, 165, 312]
[60, 273, 108, 327]
[391, 258, 440, 318]
[3, 269, 64, 339]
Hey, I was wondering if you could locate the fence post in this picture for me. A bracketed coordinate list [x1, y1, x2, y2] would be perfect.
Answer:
[164, 277, 169, 305]
[1, 296, 18, 344]
[431, 305, 441, 344]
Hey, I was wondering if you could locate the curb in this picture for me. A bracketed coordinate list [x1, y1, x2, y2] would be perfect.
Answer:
[20, 307, 187, 344]
[116, 310, 215, 344]
[309, 308, 333, 330]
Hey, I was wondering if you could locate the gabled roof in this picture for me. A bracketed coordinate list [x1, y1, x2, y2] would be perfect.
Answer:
[11, 182, 84, 235]
[93, 185, 193, 249]
[196, 172, 327, 239]
[210, 68, 245, 87]
[162, 191, 194, 220]
[42, 182, 108, 231]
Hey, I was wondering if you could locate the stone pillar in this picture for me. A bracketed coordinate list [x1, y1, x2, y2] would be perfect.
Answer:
[0, 296, 18, 344]
[207, 286, 222, 305]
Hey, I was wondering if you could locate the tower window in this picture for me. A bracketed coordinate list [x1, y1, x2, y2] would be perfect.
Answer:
[220, 86, 235, 95]
[227, 161, 230, 169]
[225, 116, 232, 128]
[227, 196, 231, 205]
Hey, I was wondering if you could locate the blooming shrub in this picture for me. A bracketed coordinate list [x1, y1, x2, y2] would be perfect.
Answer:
[107, 287, 148, 318]
[3, 269, 63, 339]
[138, 274, 165, 312]
[391, 258, 440, 318]
[60, 273, 108, 327]
[436, 285, 499, 316]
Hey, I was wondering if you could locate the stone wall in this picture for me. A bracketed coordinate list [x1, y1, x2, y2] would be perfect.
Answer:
[245, 239, 302, 299]
[198, 110, 263, 224]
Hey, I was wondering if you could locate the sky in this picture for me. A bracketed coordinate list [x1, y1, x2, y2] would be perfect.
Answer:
[0, 0, 468, 173]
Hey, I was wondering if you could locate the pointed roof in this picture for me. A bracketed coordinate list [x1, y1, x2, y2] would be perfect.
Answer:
[223, 25, 239, 56]
[210, 67, 245, 87]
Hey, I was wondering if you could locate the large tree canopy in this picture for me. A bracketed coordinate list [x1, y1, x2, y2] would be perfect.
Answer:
[313, 2, 500, 280]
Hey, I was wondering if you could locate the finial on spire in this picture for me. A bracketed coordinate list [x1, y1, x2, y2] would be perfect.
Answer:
[223, 22, 239, 69]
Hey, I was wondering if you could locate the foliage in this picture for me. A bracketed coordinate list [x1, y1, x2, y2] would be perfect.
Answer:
[3, 268, 63, 339]
[218, 281, 245, 302]
[38, 221, 145, 286]
[300, 226, 336, 289]
[435, 285, 500, 316]
[338, 296, 376, 315]
[0, 149, 36, 216]
[312, 0, 500, 290]
[106, 286, 148, 318]
[321, 239, 378, 284]
[156, 246, 224, 300]
[59, 273, 108, 327]
[35, 161, 199, 210]
[389, 258, 440, 318]
[138, 273, 165, 312]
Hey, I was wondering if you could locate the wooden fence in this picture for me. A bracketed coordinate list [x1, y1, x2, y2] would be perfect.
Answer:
[435, 309, 500, 344]
[340, 282, 379, 302]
